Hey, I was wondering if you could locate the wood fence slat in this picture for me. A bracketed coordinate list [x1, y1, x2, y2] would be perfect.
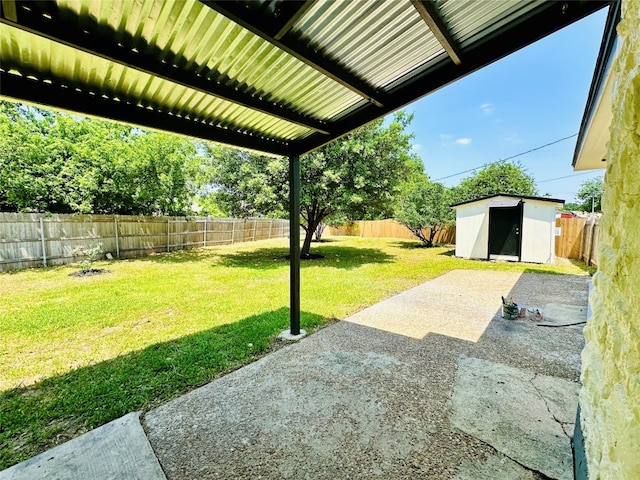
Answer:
[328, 219, 456, 243]
[0, 214, 289, 272]
[329, 216, 596, 264]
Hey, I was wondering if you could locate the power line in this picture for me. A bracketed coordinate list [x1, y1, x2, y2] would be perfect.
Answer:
[433, 133, 578, 182]
[538, 171, 595, 184]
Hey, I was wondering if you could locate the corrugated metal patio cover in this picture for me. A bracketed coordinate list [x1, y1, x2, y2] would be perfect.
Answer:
[0, 0, 607, 157]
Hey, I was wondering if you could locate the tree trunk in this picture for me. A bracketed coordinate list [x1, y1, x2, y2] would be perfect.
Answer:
[410, 227, 432, 247]
[428, 226, 440, 247]
[300, 205, 326, 258]
[314, 222, 327, 241]
[300, 220, 317, 258]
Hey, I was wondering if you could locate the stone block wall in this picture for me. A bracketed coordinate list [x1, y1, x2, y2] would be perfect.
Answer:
[580, 1, 640, 477]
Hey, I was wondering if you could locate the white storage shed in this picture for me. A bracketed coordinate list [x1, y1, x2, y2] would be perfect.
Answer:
[452, 194, 564, 264]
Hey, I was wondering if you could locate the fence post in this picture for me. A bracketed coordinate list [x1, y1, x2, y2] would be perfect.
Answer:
[252, 219, 257, 241]
[269, 219, 273, 239]
[590, 221, 596, 266]
[203, 217, 208, 247]
[231, 219, 236, 244]
[39, 217, 47, 267]
[167, 217, 170, 252]
[114, 216, 120, 259]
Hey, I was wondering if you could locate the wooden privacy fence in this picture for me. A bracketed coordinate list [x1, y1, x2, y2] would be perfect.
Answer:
[329, 219, 456, 245]
[331, 217, 600, 266]
[555, 216, 600, 266]
[0, 212, 290, 272]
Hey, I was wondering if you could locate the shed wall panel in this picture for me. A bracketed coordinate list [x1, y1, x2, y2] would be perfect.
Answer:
[455, 196, 562, 264]
[454, 202, 488, 259]
[521, 200, 559, 264]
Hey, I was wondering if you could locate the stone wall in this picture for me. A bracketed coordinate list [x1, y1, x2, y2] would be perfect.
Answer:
[580, 1, 640, 477]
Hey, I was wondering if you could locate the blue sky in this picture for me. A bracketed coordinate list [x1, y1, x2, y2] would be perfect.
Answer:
[401, 8, 608, 203]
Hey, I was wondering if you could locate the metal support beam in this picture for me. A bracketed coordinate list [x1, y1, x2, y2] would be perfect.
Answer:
[288, 155, 301, 335]
[1, 2, 329, 134]
[411, 0, 462, 65]
[289, 0, 608, 157]
[0, 72, 289, 156]
[274, 0, 315, 40]
[201, 0, 385, 108]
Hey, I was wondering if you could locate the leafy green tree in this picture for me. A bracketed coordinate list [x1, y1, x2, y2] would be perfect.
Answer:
[575, 176, 604, 212]
[0, 101, 202, 215]
[563, 202, 581, 211]
[452, 161, 537, 203]
[206, 112, 420, 257]
[202, 145, 287, 218]
[395, 175, 455, 247]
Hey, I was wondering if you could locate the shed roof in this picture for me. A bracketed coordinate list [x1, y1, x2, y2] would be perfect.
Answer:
[0, 0, 608, 157]
[451, 194, 565, 209]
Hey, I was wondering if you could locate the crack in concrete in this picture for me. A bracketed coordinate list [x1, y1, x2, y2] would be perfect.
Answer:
[466, 432, 555, 480]
[528, 374, 572, 443]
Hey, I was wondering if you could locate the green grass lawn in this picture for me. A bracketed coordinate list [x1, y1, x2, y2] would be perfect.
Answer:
[0, 236, 590, 469]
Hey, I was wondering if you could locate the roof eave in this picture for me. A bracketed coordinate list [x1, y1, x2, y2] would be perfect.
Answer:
[451, 194, 565, 209]
[572, 0, 620, 171]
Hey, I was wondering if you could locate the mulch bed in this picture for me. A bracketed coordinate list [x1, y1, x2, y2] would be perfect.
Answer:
[68, 269, 110, 277]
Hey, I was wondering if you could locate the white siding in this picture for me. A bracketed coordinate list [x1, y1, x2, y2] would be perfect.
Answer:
[454, 201, 488, 259]
[454, 196, 562, 264]
[521, 200, 560, 264]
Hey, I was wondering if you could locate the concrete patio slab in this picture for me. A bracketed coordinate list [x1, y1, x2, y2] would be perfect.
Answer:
[344, 269, 522, 342]
[451, 356, 580, 480]
[144, 270, 589, 480]
[0, 412, 165, 480]
[453, 453, 539, 480]
[543, 303, 588, 324]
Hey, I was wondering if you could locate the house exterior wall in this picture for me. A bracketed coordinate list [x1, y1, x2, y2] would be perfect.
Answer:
[454, 201, 488, 259]
[521, 200, 559, 264]
[580, 1, 640, 477]
[454, 197, 559, 264]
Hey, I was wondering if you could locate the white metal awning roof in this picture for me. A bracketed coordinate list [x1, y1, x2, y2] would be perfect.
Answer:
[0, 0, 609, 157]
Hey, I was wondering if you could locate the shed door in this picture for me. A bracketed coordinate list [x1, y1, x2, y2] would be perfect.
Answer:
[488, 204, 522, 258]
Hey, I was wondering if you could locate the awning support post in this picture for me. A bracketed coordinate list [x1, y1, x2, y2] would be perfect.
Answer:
[289, 155, 301, 335]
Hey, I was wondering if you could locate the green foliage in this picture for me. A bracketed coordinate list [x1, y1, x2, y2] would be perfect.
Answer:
[575, 176, 604, 212]
[563, 202, 581, 211]
[0, 101, 202, 215]
[71, 243, 104, 273]
[203, 145, 287, 218]
[395, 176, 455, 247]
[205, 112, 421, 256]
[452, 161, 537, 203]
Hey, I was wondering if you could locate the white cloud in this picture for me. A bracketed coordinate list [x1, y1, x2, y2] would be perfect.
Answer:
[439, 134, 453, 147]
[480, 103, 494, 115]
[502, 134, 525, 145]
[412, 144, 422, 151]
[455, 137, 472, 145]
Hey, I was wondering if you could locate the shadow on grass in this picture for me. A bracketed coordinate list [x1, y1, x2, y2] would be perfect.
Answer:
[312, 238, 338, 243]
[388, 241, 453, 252]
[0, 308, 326, 471]
[388, 240, 425, 249]
[567, 259, 596, 275]
[129, 247, 220, 264]
[211, 245, 395, 270]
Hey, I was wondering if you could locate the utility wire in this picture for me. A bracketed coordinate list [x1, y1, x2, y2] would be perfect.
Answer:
[433, 133, 578, 182]
[537, 170, 595, 184]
